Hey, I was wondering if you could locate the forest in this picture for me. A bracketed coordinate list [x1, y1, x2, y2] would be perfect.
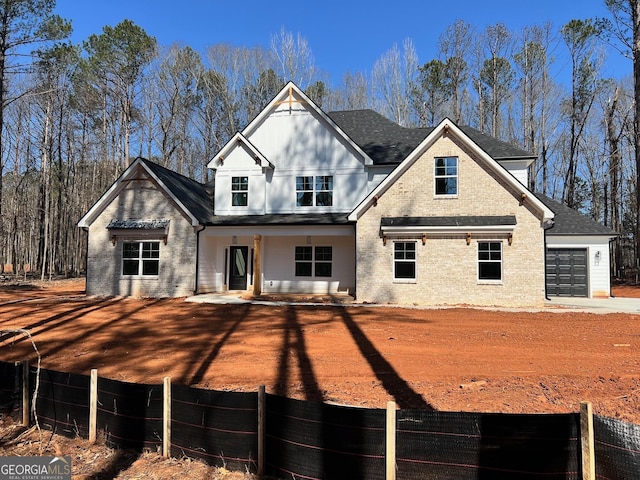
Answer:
[0, 0, 638, 282]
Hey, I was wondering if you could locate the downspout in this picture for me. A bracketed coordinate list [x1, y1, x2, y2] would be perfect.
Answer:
[609, 236, 616, 298]
[82, 227, 89, 294]
[194, 224, 206, 294]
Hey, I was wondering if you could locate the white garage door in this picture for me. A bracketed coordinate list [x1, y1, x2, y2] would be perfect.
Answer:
[545, 248, 588, 297]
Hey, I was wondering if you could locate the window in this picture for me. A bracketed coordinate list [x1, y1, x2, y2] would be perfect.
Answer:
[122, 241, 160, 276]
[295, 246, 333, 277]
[295, 246, 312, 276]
[296, 175, 333, 207]
[314, 246, 332, 277]
[434, 157, 457, 195]
[231, 176, 248, 206]
[315, 176, 333, 206]
[478, 242, 502, 281]
[394, 242, 416, 280]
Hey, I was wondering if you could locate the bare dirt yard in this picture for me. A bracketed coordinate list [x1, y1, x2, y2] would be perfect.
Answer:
[0, 278, 639, 479]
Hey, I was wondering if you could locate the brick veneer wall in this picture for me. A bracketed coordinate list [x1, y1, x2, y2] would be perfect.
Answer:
[86, 175, 197, 298]
[355, 134, 546, 307]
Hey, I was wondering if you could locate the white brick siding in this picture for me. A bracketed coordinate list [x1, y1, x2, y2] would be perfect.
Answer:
[355, 135, 546, 307]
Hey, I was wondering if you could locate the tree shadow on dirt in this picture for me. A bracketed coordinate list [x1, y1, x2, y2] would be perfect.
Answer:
[187, 303, 253, 385]
[337, 308, 434, 410]
[274, 305, 324, 401]
[1, 297, 119, 340]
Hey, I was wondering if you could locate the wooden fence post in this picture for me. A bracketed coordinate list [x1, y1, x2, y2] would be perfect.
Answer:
[386, 401, 396, 480]
[580, 401, 596, 480]
[89, 369, 98, 443]
[258, 385, 265, 478]
[20, 360, 29, 427]
[163, 377, 171, 458]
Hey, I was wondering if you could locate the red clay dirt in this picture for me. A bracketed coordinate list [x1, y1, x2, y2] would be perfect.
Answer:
[0, 279, 638, 426]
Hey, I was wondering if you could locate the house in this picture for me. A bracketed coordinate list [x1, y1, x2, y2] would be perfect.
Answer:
[78, 82, 616, 306]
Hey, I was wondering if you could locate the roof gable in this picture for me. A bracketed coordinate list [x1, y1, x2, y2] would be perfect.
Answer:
[207, 132, 273, 169]
[78, 158, 213, 228]
[238, 82, 374, 166]
[348, 118, 554, 221]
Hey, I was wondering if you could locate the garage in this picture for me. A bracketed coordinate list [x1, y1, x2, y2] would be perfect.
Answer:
[545, 248, 588, 297]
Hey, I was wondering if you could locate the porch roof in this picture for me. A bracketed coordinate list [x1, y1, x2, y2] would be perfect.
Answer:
[206, 213, 353, 226]
[381, 215, 516, 228]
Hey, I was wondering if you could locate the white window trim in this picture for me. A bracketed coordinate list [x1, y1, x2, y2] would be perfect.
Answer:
[393, 241, 417, 284]
[295, 175, 334, 208]
[121, 240, 161, 279]
[294, 245, 333, 278]
[231, 176, 249, 207]
[434, 156, 458, 198]
[477, 240, 503, 285]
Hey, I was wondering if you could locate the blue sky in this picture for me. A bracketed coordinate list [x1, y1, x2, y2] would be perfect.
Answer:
[54, 0, 630, 86]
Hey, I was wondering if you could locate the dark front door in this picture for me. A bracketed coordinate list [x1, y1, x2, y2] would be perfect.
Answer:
[229, 246, 248, 290]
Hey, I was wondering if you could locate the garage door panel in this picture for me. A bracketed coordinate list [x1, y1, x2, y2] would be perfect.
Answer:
[546, 248, 588, 297]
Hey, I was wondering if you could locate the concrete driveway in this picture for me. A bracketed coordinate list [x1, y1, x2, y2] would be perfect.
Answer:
[546, 296, 640, 314]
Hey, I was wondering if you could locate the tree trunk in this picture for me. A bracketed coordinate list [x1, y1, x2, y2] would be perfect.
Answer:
[634, 1, 640, 273]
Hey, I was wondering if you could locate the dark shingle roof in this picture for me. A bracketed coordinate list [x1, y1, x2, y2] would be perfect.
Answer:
[107, 219, 169, 229]
[328, 110, 535, 165]
[535, 193, 617, 236]
[328, 110, 428, 164]
[207, 213, 352, 226]
[381, 216, 516, 228]
[140, 158, 215, 224]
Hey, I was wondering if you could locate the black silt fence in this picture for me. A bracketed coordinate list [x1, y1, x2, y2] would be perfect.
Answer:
[265, 395, 386, 480]
[171, 385, 258, 472]
[594, 415, 640, 479]
[396, 411, 581, 480]
[0, 361, 18, 413]
[34, 368, 90, 439]
[96, 377, 163, 451]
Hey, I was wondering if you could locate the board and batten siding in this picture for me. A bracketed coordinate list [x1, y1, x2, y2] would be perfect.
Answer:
[86, 177, 197, 298]
[231, 105, 369, 214]
[546, 235, 612, 298]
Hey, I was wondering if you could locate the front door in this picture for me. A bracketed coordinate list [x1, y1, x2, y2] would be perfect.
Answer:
[229, 246, 248, 290]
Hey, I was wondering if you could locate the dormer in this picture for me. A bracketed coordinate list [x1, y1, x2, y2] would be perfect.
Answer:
[208, 133, 273, 216]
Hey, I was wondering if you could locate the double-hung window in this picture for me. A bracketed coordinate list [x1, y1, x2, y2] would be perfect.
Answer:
[122, 241, 160, 276]
[394, 242, 416, 280]
[296, 175, 333, 207]
[314, 246, 332, 277]
[295, 246, 332, 277]
[434, 157, 457, 195]
[231, 176, 248, 206]
[478, 241, 502, 281]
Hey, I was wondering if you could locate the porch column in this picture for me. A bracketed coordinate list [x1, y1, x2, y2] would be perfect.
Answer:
[253, 235, 262, 295]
